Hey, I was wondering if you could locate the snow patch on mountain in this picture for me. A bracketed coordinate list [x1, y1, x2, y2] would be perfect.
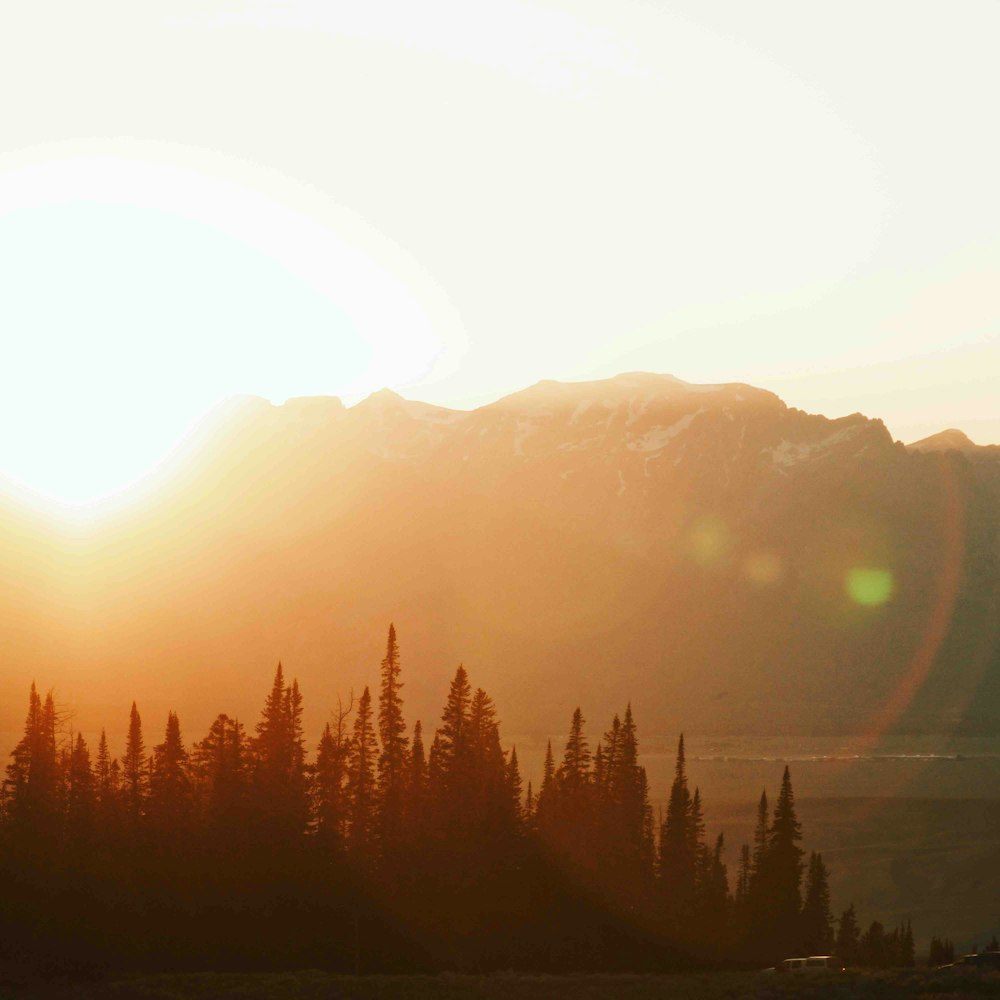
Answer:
[626, 410, 704, 452]
[765, 426, 863, 470]
[513, 417, 539, 457]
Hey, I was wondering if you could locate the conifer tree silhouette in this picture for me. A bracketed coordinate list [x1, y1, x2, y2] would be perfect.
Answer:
[121, 701, 148, 825]
[0, 655, 908, 974]
[836, 903, 861, 966]
[66, 732, 95, 848]
[192, 713, 247, 839]
[801, 851, 834, 954]
[315, 700, 352, 853]
[377, 624, 409, 858]
[407, 719, 428, 838]
[659, 734, 695, 926]
[762, 766, 803, 957]
[149, 712, 192, 832]
[347, 686, 378, 865]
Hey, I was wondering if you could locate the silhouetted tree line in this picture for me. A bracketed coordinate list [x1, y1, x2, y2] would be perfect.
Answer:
[0, 626, 912, 974]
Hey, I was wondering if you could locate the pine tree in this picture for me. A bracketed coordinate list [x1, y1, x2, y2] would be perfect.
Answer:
[694, 832, 730, 956]
[762, 766, 803, 957]
[836, 904, 861, 966]
[284, 678, 309, 834]
[559, 708, 591, 793]
[251, 663, 309, 840]
[432, 665, 473, 832]
[408, 720, 428, 837]
[95, 729, 113, 804]
[347, 686, 378, 865]
[435, 665, 471, 781]
[901, 920, 915, 967]
[65, 732, 95, 847]
[859, 920, 886, 968]
[506, 745, 523, 825]
[377, 624, 409, 856]
[121, 701, 148, 825]
[191, 713, 247, 835]
[149, 711, 192, 832]
[801, 852, 833, 955]
[659, 734, 695, 923]
[750, 788, 769, 883]
[5, 684, 61, 838]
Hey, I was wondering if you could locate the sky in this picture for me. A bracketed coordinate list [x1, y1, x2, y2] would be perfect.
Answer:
[1, 0, 999, 503]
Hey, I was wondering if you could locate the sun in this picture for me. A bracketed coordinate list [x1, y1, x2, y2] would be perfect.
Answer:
[0, 141, 464, 505]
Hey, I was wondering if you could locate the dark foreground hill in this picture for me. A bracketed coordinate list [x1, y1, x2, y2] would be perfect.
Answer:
[11, 968, 1000, 1000]
[1, 372, 998, 742]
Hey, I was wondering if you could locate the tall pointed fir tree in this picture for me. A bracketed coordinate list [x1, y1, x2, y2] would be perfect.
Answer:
[149, 711, 192, 836]
[65, 733, 95, 850]
[121, 701, 148, 827]
[5, 684, 61, 841]
[744, 786, 770, 950]
[251, 663, 308, 840]
[607, 704, 653, 887]
[506, 745, 523, 828]
[347, 686, 378, 866]
[763, 766, 803, 958]
[315, 698, 354, 855]
[191, 713, 247, 840]
[659, 734, 695, 927]
[432, 664, 472, 828]
[377, 624, 409, 858]
[467, 687, 508, 836]
[534, 739, 557, 836]
[801, 851, 834, 955]
[836, 904, 861, 967]
[407, 720, 428, 840]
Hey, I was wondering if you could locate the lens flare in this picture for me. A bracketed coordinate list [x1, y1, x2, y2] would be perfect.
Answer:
[687, 517, 730, 567]
[846, 567, 894, 606]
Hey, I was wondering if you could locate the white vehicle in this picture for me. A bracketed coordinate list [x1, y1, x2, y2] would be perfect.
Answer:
[778, 955, 845, 973]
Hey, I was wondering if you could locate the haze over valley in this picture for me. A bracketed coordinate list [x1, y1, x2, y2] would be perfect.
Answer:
[4, 371, 998, 754]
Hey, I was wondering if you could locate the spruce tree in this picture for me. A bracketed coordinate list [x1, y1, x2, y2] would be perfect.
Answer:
[535, 739, 557, 835]
[95, 729, 113, 804]
[5, 687, 62, 840]
[347, 686, 378, 865]
[836, 903, 861, 966]
[801, 852, 833, 954]
[764, 766, 803, 957]
[433, 665, 472, 825]
[377, 624, 409, 856]
[284, 678, 309, 834]
[121, 701, 148, 825]
[191, 713, 247, 837]
[315, 724, 346, 851]
[408, 720, 428, 837]
[314, 694, 354, 851]
[659, 734, 695, 923]
[149, 712, 192, 833]
[559, 708, 591, 793]
[506, 745, 523, 824]
[65, 732, 95, 848]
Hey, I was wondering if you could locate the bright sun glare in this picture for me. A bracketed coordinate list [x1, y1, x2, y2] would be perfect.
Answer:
[0, 145, 463, 505]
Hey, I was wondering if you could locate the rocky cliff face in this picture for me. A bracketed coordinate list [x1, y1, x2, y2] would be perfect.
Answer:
[2, 373, 998, 743]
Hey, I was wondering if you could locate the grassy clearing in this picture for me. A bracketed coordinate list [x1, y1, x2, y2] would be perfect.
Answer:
[5, 969, 1000, 1000]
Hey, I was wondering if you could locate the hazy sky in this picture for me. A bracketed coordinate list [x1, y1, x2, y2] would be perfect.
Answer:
[2, 1, 999, 502]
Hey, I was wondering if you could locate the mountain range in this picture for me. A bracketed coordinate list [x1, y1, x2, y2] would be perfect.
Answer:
[2, 372, 998, 746]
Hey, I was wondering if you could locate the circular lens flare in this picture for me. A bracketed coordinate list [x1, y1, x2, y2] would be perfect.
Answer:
[846, 567, 894, 606]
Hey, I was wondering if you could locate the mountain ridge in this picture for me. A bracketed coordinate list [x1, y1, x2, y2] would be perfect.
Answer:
[0, 371, 997, 745]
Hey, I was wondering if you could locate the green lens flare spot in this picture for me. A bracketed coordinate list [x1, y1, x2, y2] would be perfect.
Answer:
[847, 567, 894, 606]
[688, 517, 730, 567]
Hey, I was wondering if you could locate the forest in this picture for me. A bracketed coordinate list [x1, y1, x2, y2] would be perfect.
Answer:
[0, 626, 920, 975]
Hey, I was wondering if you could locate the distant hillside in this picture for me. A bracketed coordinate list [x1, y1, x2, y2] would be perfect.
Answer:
[2, 373, 999, 744]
